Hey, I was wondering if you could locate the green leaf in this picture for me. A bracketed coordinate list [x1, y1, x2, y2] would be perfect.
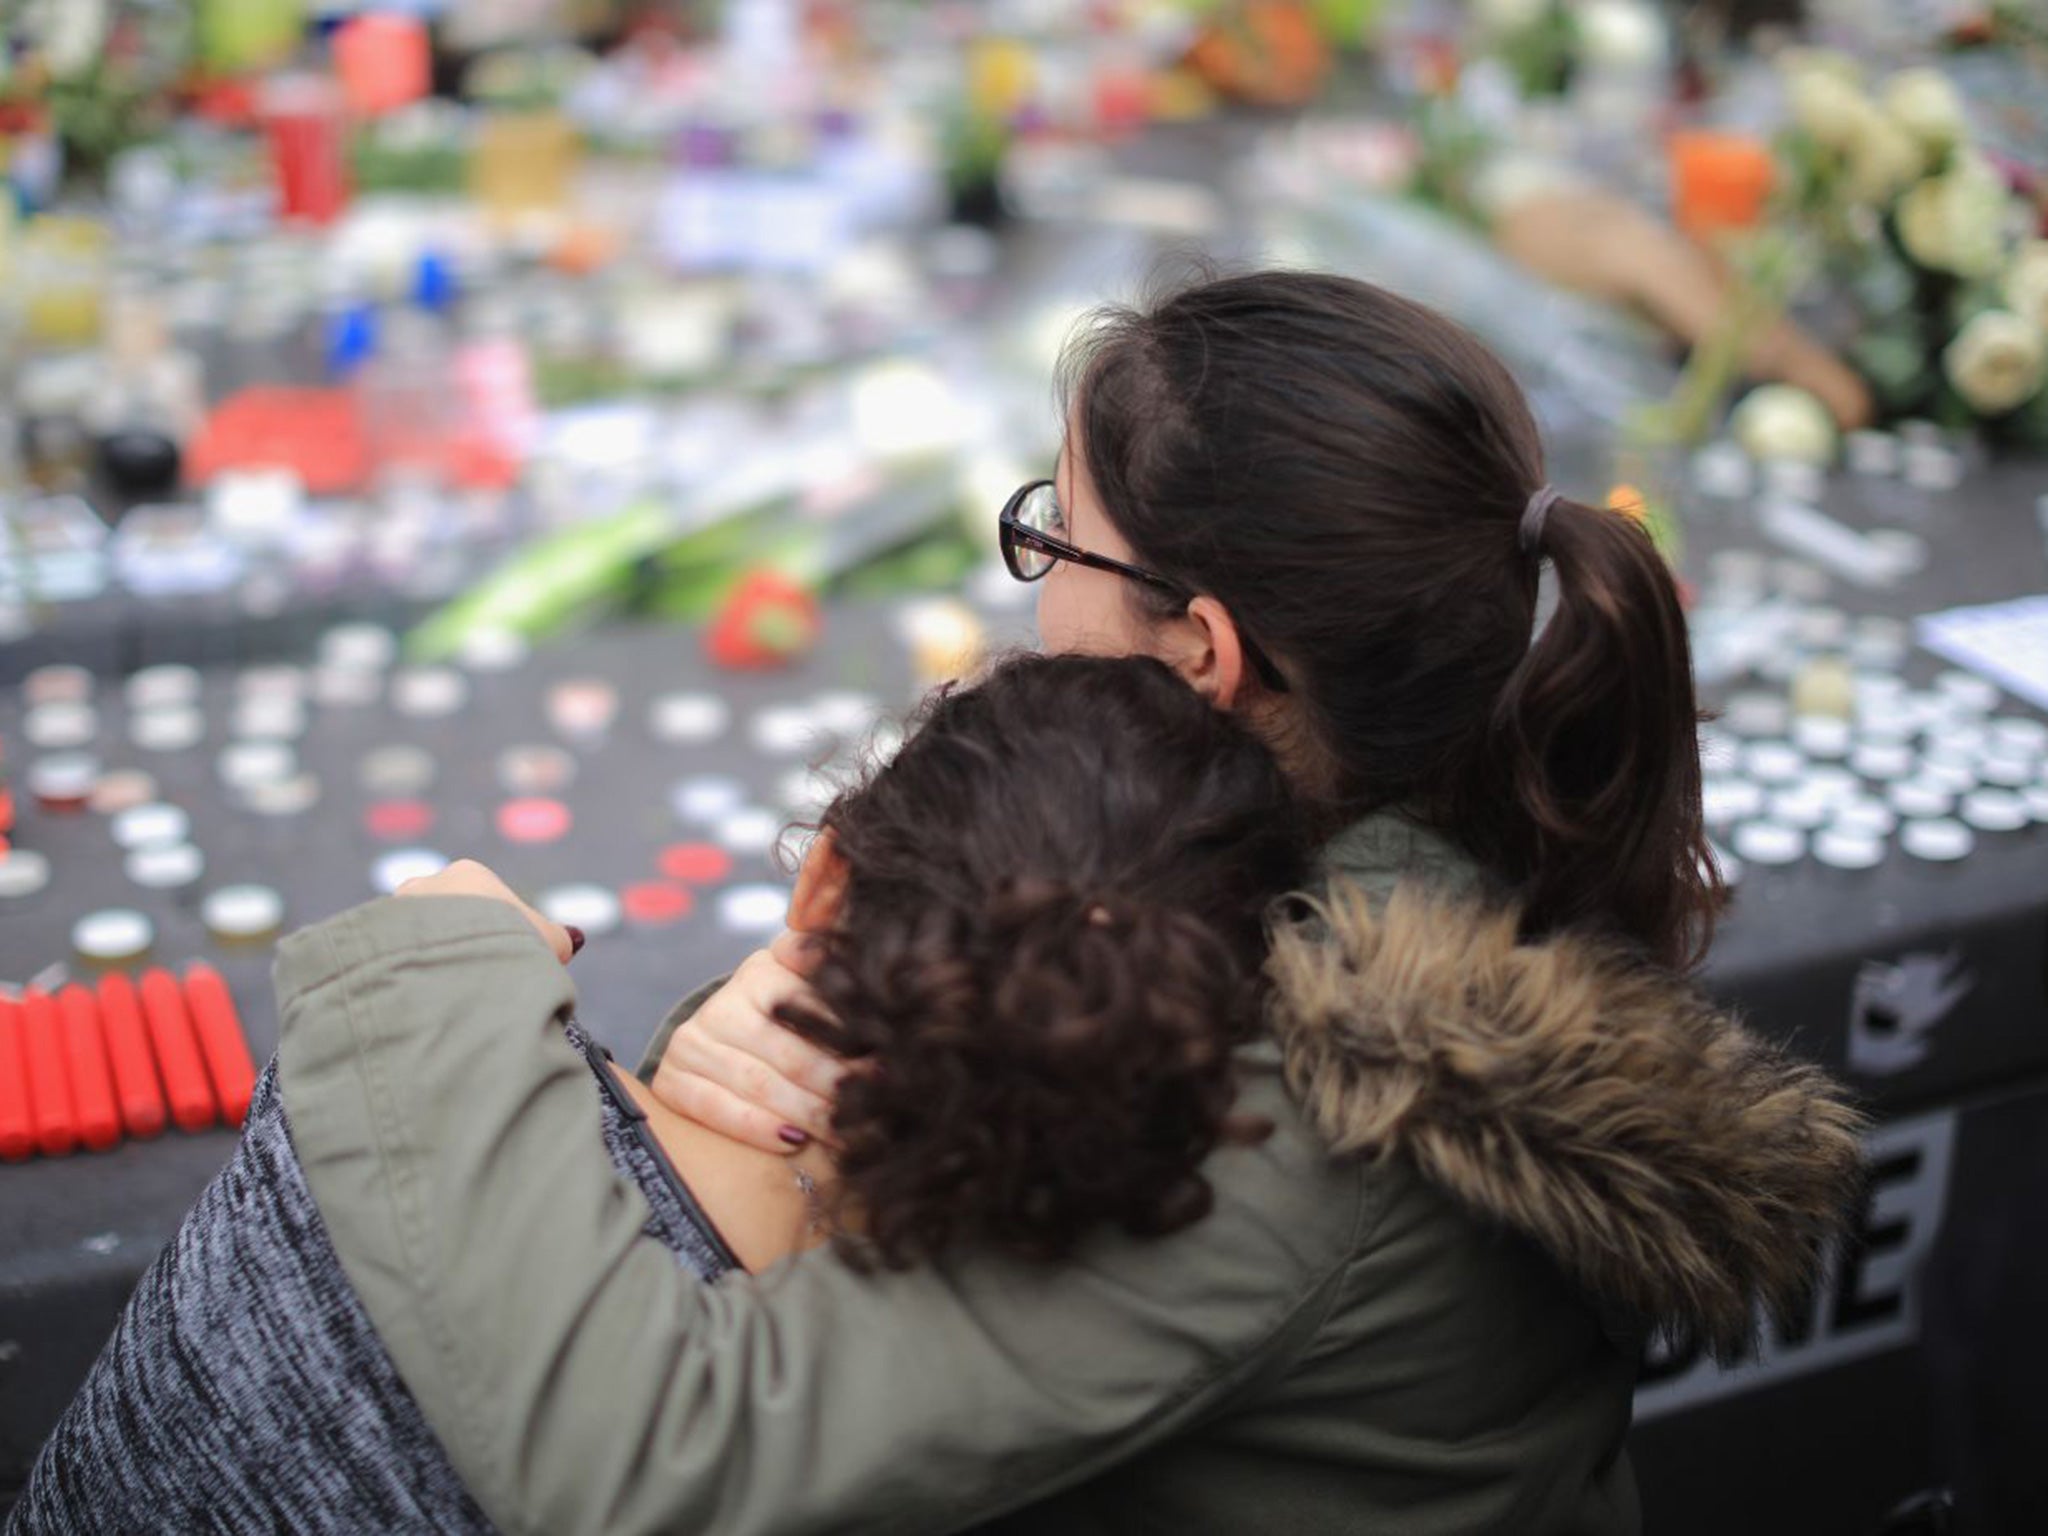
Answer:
[407, 501, 673, 660]
[1849, 330, 1934, 408]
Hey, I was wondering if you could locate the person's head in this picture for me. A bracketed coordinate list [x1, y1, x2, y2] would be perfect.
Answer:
[778, 651, 1308, 1269]
[1028, 267, 1720, 970]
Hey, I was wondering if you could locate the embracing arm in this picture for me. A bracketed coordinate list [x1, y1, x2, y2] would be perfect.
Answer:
[274, 897, 1363, 1536]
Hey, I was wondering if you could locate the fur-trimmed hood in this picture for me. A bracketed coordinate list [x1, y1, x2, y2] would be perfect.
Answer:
[1268, 879, 1868, 1362]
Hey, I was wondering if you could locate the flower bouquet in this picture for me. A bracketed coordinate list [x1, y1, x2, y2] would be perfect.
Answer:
[1775, 50, 2048, 446]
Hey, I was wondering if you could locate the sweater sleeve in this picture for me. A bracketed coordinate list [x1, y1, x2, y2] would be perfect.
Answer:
[274, 896, 1363, 1536]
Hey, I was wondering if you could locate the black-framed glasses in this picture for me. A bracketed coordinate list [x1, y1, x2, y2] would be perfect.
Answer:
[998, 479, 1290, 694]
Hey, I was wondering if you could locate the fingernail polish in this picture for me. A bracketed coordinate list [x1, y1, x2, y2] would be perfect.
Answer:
[777, 1125, 809, 1148]
[565, 926, 586, 957]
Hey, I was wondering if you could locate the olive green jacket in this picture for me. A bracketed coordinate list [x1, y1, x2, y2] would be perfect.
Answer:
[272, 815, 1863, 1536]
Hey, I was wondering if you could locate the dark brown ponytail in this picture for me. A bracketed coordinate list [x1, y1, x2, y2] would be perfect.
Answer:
[1064, 268, 1723, 970]
[1477, 498, 1724, 970]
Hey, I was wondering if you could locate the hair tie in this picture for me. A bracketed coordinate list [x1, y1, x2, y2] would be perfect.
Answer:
[1519, 485, 1562, 557]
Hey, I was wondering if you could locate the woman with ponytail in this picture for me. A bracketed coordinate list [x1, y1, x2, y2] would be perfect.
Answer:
[241, 272, 1864, 1535]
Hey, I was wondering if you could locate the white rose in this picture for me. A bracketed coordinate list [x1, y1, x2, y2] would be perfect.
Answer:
[1731, 385, 1837, 465]
[2002, 241, 2048, 334]
[1882, 67, 1965, 156]
[1842, 111, 1922, 205]
[33, 0, 107, 80]
[1474, 0, 1551, 36]
[1786, 66, 1877, 152]
[1573, 1, 1667, 71]
[1944, 310, 2047, 415]
[1895, 154, 2009, 280]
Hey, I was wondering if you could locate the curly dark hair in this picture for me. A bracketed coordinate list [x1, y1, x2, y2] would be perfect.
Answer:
[778, 653, 1309, 1269]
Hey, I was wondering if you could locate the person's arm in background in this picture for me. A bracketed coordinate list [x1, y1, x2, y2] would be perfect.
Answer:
[275, 883, 1365, 1536]
[1491, 187, 1874, 431]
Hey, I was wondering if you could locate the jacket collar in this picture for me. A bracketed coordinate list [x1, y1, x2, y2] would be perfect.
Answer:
[1275, 820, 1865, 1361]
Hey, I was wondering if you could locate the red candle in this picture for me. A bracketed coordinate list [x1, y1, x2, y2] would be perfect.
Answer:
[58, 985, 122, 1151]
[21, 990, 77, 1156]
[622, 881, 695, 928]
[0, 997, 35, 1161]
[263, 76, 352, 226]
[185, 965, 257, 1127]
[98, 972, 167, 1140]
[139, 969, 217, 1132]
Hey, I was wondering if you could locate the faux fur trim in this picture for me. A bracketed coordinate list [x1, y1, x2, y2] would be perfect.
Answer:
[1268, 880, 1868, 1362]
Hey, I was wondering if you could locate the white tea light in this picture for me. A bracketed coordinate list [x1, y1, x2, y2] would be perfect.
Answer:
[373, 848, 449, 895]
[648, 693, 732, 745]
[203, 883, 286, 940]
[538, 883, 623, 937]
[1960, 790, 2028, 833]
[670, 775, 747, 824]
[1935, 671, 2000, 714]
[1888, 780, 1954, 820]
[130, 706, 206, 753]
[127, 843, 205, 890]
[242, 772, 322, 817]
[718, 885, 790, 934]
[716, 808, 783, 854]
[1901, 818, 1973, 862]
[391, 667, 471, 719]
[218, 740, 295, 790]
[1791, 717, 1852, 759]
[750, 706, 822, 757]
[126, 664, 203, 709]
[1814, 829, 1884, 870]
[320, 622, 399, 672]
[361, 744, 438, 795]
[1702, 780, 1765, 827]
[73, 908, 154, 962]
[1850, 742, 1915, 781]
[24, 702, 98, 750]
[1732, 822, 1805, 866]
[1831, 800, 1898, 839]
[112, 802, 191, 850]
[1745, 742, 1805, 784]
[0, 849, 53, 899]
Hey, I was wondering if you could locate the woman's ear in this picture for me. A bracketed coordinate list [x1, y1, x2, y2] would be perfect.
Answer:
[788, 830, 851, 933]
[1171, 595, 1249, 711]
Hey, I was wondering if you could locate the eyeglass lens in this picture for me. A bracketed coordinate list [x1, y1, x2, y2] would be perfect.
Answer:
[1010, 482, 1063, 578]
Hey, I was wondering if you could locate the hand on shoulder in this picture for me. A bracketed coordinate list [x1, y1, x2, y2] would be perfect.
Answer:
[650, 931, 850, 1155]
[393, 859, 578, 965]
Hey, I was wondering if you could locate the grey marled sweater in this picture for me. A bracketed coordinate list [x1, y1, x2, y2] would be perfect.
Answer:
[9, 1021, 738, 1535]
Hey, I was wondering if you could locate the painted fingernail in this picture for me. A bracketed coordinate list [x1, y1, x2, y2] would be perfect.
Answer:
[565, 926, 587, 957]
[777, 1125, 810, 1148]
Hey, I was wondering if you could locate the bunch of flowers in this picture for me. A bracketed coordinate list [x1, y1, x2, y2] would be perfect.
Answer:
[0, 0, 192, 179]
[1776, 49, 2048, 444]
[1465, 0, 1668, 100]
